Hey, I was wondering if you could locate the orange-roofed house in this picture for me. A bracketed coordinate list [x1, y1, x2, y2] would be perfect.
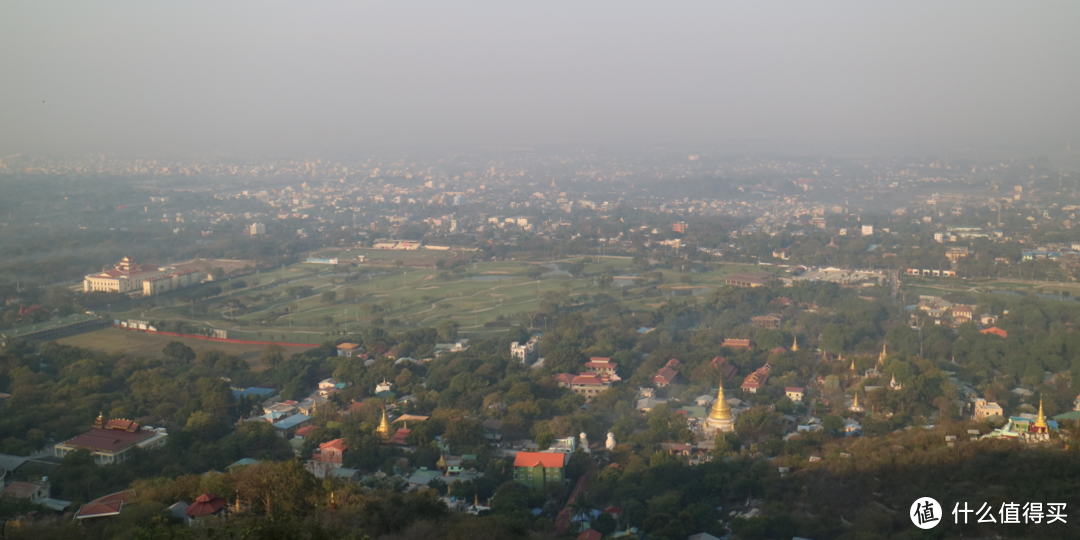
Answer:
[513, 451, 568, 491]
[980, 327, 1008, 338]
[314, 439, 346, 467]
[306, 438, 348, 478]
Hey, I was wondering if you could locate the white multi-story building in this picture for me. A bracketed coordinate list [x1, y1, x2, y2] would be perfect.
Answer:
[250, 222, 266, 235]
[510, 336, 540, 363]
[84, 257, 167, 294]
[84, 257, 201, 296]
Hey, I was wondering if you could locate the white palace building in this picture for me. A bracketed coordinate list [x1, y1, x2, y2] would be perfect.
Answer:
[84, 256, 201, 297]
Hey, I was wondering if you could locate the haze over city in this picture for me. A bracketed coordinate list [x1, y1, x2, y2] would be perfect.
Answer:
[3, 1, 1080, 155]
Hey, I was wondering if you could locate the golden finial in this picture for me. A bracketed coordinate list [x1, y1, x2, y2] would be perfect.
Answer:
[791, 335, 798, 352]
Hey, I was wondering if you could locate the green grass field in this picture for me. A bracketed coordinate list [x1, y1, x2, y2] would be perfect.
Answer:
[57, 327, 314, 370]
[104, 252, 767, 340]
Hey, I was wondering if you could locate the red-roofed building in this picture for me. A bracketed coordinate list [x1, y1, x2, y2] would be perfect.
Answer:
[513, 452, 567, 490]
[346, 401, 365, 415]
[584, 357, 619, 377]
[711, 357, 738, 381]
[76, 490, 135, 520]
[569, 373, 613, 401]
[785, 387, 805, 402]
[578, 530, 603, 540]
[553, 373, 575, 387]
[653, 367, 678, 387]
[293, 425, 316, 440]
[54, 415, 168, 465]
[741, 364, 772, 394]
[980, 327, 1008, 338]
[388, 428, 411, 446]
[185, 492, 227, 519]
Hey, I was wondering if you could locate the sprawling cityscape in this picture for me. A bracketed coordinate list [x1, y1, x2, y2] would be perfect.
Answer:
[3, 2, 1080, 540]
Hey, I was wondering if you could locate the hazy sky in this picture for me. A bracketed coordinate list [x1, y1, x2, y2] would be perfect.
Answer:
[2, 1, 1078, 155]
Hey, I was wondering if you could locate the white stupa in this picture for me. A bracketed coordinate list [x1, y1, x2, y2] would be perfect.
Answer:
[579, 432, 590, 453]
[605, 432, 616, 450]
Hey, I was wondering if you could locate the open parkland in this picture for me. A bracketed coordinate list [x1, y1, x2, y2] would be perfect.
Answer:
[58, 248, 769, 358]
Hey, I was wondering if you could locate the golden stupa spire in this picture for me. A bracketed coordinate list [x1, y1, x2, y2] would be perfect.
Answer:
[878, 343, 887, 365]
[791, 335, 798, 352]
[709, 385, 733, 421]
[853, 391, 860, 409]
[437, 453, 447, 470]
[377, 404, 391, 439]
[1035, 398, 1048, 430]
[849, 355, 856, 372]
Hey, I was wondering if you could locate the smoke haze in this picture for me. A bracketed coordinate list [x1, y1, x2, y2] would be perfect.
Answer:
[2, 1, 1079, 155]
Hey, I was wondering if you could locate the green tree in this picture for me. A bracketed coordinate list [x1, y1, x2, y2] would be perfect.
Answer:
[162, 341, 196, 363]
[598, 273, 614, 290]
[321, 290, 337, 304]
[438, 320, 460, 342]
[568, 260, 587, 277]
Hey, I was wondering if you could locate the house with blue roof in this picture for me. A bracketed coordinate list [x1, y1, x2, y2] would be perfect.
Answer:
[272, 414, 312, 438]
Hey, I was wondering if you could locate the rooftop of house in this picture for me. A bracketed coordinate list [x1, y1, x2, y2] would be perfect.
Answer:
[319, 439, 347, 451]
[76, 490, 135, 520]
[61, 427, 155, 453]
[513, 452, 566, 469]
[1, 481, 46, 499]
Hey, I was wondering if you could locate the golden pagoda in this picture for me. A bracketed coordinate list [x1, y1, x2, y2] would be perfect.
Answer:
[848, 355, 855, 372]
[705, 384, 735, 433]
[376, 404, 392, 440]
[850, 391, 864, 412]
[791, 335, 798, 352]
[436, 453, 447, 472]
[878, 343, 887, 366]
[1032, 398, 1049, 434]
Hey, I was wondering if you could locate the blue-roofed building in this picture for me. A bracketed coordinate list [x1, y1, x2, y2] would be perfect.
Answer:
[272, 414, 312, 438]
[228, 458, 258, 469]
[232, 387, 277, 400]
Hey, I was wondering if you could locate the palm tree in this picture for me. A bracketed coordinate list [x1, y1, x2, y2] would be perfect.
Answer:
[570, 492, 595, 532]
